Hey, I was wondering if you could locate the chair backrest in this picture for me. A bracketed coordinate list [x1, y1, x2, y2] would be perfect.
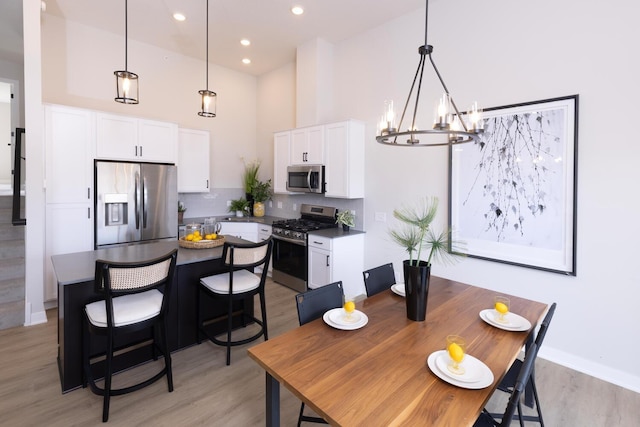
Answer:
[534, 302, 556, 348]
[363, 263, 396, 297]
[95, 249, 178, 295]
[295, 281, 344, 326]
[223, 238, 273, 269]
[500, 343, 539, 427]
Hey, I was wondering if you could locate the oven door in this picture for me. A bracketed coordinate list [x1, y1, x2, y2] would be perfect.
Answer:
[271, 235, 308, 293]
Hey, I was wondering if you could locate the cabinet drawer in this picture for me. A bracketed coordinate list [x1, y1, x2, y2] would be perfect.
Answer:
[308, 234, 332, 250]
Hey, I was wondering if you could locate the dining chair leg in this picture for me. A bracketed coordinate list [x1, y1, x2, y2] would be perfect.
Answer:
[161, 321, 174, 392]
[103, 332, 113, 422]
[260, 290, 269, 340]
[226, 296, 233, 366]
[297, 402, 305, 427]
[531, 377, 544, 426]
[195, 288, 202, 345]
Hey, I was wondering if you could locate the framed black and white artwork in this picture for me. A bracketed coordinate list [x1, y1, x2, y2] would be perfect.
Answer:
[449, 95, 578, 275]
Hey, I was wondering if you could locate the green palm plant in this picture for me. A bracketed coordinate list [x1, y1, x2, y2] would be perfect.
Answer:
[243, 159, 261, 195]
[389, 196, 463, 266]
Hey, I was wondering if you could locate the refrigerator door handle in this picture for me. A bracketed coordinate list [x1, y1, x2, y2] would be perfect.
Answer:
[142, 175, 148, 229]
[135, 171, 140, 230]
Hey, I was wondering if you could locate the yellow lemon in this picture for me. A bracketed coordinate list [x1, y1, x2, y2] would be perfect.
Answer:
[344, 301, 355, 313]
[205, 234, 212, 240]
[194, 230, 201, 237]
[448, 342, 464, 363]
[210, 233, 217, 239]
[495, 302, 508, 314]
[185, 234, 194, 241]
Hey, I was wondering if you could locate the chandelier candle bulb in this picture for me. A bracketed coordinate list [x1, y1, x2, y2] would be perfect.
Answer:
[469, 102, 485, 133]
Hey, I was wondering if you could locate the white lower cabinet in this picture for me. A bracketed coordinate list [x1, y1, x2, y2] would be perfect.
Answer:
[219, 222, 258, 243]
[307, 232, 365, 298]
[45, 204, 93, 301]
[257, 224, 273, 275]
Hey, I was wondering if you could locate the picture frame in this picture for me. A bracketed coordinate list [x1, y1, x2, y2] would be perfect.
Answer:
[449, 95, 578, 275]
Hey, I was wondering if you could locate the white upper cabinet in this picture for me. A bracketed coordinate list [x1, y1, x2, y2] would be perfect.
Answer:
[290, 125, 324, 165]
[324, 120, 365, 199]
[96, 112, 178, 163]
[178, 128, 210, 193]
[44, 104, 95, 204]
[273, 120, 365, 199]
[273, 131, 292, 194]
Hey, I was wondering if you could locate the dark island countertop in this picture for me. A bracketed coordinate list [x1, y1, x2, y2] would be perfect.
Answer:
[51, 237, 248, 286]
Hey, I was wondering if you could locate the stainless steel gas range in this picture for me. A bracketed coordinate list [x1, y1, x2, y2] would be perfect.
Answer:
[271, 204, 338, 292]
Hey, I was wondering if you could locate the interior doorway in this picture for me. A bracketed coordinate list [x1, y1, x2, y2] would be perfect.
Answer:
[0, 80, 19, 195]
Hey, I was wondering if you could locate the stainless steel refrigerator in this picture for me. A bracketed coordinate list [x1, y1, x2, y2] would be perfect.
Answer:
[95, 160, 178, 249]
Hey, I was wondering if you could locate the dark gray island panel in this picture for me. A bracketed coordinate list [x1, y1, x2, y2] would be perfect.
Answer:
[53, 238, 253, 393]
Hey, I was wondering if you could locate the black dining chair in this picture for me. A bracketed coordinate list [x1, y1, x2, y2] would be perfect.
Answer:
[362, 263, 396, 297]
[490, 302, 557, 426]
[294, 281, 344, 426]
[82, 249, 178, 422]
[474, 342, 540, 427]
[196, 238, 273, 366]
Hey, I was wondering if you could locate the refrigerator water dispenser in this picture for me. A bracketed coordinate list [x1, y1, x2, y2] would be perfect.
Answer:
[104, 194, 128, 226]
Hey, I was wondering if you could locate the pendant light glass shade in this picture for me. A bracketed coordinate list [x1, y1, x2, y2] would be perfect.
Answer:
[198, 0, 216, 117]
[114, 0, 138, 104]
[114, 70, 139, 104]
[376, 0, 482, 147]
[198, 89, 217, 117]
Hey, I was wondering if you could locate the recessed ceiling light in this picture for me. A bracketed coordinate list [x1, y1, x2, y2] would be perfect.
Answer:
[240, 39, 251, 47]
[173, 12, 186, 21]
[242, 58, 251, 65]
[291, 6, 304, 15]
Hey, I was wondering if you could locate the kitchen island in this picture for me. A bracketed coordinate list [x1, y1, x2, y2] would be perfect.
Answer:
[52, 237, 253, 393]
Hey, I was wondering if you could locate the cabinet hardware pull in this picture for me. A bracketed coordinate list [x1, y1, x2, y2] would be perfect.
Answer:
[135, 146, 138, 157]
[87, 187, 90, 199]
[313, 241, 322, 245]
[326, 255, 330, 267]
[206, 179, 209, 189]
[87, 207, 90, 219]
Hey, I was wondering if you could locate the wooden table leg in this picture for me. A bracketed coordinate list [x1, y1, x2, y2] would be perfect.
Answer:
[266, 372, 280, 427]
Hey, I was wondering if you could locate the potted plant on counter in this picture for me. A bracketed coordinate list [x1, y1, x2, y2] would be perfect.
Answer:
[243, 159, 260, 216]
[229, 198, 250, 217]
[251, 179, 272, 218]
[389, 196, 463, 321]
[336, 209, 355, 231]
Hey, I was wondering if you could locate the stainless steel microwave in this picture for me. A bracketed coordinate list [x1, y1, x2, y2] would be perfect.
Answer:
[286, 165, 325, 193]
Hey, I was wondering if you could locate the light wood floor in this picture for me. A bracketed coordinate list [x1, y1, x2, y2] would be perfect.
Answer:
[0, 279, 638, 426]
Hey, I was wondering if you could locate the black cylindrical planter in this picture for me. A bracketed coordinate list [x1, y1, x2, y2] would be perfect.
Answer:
[403, 260, 431, 321]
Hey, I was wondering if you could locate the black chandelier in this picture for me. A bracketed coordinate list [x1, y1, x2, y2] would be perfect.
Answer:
[376, 0, 483, 147]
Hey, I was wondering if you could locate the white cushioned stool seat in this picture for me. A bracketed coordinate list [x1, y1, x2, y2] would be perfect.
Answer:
[85, 289, 163, 327]
[200, 269, 260, 294]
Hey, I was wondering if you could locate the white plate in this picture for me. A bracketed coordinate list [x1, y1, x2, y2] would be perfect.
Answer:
[479, 309, 532, 332]
[323, 308, 368, 330]
[329, 308, 363, 326]
[435, 352, 484, 383]
[427, 350, 494, 389]
[391, 283, 405, 297]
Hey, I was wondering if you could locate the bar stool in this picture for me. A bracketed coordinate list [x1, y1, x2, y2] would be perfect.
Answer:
[82, 249, 178, 422]
[197, 238, 273, 365]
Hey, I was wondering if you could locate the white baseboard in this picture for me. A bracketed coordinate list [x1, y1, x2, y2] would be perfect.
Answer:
[24, 302, 48, 326]
[540, 346, 640, 394]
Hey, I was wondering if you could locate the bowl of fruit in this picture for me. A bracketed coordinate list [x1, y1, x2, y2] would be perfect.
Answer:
[179, 223, 225, 249]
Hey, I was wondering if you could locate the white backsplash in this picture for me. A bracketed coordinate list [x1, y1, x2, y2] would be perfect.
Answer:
[179, 189, 364, 229]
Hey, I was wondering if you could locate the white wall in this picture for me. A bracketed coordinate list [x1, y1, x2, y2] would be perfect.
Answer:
[40, 14, 258, 190]
[324, 0, 640, 391]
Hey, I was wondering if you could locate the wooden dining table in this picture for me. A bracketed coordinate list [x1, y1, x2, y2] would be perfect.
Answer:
[248, 276, 548, 426]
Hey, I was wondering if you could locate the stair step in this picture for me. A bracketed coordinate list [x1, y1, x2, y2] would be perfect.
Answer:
[0, 239, 25, 259]
[0, 223, 25, 241]
[0, 258, 25, 282]
[0, 277, 25, 303]
[0, 300, 24, 330]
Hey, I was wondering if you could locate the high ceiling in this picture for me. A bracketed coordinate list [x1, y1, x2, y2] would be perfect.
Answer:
[23, 0, 426, 76]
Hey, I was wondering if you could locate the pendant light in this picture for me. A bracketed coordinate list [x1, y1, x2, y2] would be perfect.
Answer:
[376, 0, 483, 147]
[198, 0, 217, 117]
[114, 0, 139, 104]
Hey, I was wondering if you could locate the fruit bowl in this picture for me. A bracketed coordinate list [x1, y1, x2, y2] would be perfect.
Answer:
[178, 235, 225, 249]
